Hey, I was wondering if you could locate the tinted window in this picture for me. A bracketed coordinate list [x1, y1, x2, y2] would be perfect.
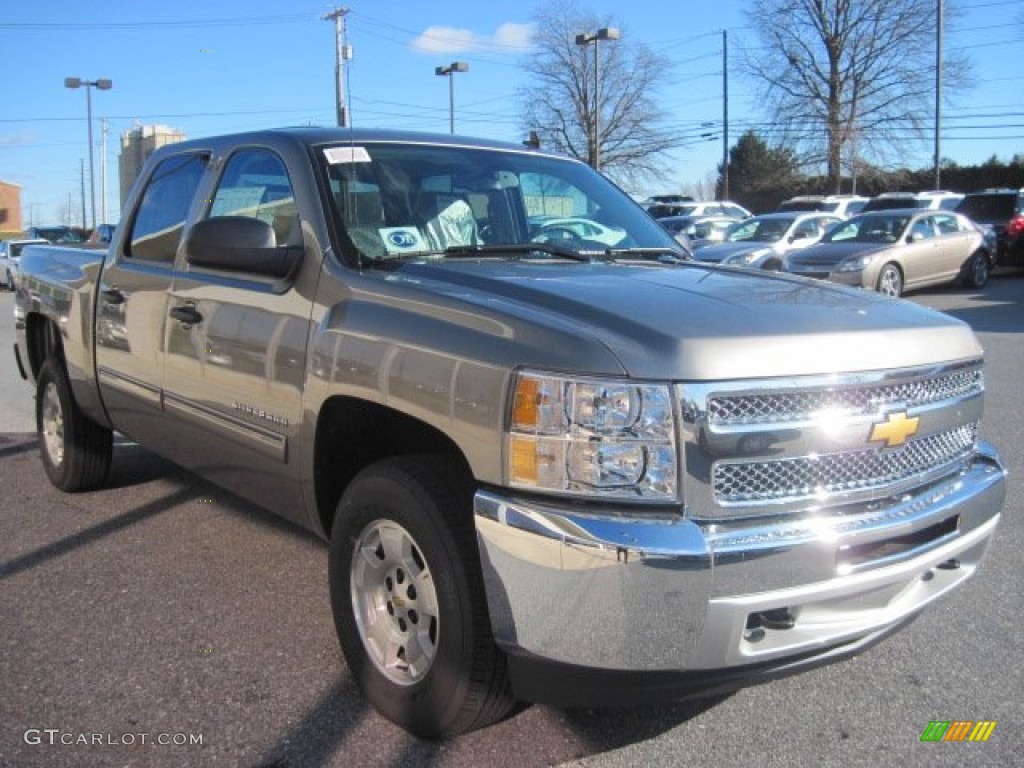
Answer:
[955, 194, 1017, 222]
[209, 148, 299, 245]
[128, 153, 206, 262]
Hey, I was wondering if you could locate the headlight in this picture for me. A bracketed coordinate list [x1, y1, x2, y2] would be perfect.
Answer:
[507, 371, 678, 501]
[834, 254, 875, 273]
[724, 248, 770, 266]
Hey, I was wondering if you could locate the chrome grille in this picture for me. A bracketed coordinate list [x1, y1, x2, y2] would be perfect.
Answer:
[709, 367, 982, 426]
[713, 424, 977, 505]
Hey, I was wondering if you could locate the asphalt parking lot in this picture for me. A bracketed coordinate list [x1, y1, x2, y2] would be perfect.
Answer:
[1, 276, 1022, 768]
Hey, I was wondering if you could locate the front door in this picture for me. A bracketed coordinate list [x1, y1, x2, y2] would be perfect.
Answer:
[162, 147, 311, 520]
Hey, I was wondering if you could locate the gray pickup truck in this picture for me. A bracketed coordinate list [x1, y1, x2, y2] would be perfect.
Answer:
[13, 128, 1005, 738]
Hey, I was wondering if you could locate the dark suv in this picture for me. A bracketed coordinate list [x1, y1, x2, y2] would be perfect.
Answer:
[955, 189, 1024, 267]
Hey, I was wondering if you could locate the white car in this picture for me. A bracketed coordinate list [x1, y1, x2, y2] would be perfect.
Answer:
[0, 238, 48, 290]
[530, 216, 628, 247]
[695, 212, 843, 270]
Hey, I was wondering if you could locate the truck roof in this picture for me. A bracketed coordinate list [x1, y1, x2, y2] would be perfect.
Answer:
[155, 126, 563, 160]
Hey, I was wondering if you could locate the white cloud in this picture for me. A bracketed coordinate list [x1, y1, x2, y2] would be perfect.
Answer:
[492, 23, 534, 51]
[411, 23, 534, 55]
[412, 26, 478, 54]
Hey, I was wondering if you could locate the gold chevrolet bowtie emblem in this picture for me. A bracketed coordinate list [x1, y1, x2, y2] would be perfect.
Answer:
[869, 412, 920, 447]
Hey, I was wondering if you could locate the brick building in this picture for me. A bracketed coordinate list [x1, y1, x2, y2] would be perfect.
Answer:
[0, 180, 24, 235]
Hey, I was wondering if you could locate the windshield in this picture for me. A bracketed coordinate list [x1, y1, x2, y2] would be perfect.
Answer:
[724, 217, 791, 243]
[824, 214, 912, 243]
[319, 142, 682, 264]
[29, 226, 83, 243]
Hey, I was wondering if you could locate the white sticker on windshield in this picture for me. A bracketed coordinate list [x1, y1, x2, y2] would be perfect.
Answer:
[380, 227, 426, 255]
[324, 146, 371, 164]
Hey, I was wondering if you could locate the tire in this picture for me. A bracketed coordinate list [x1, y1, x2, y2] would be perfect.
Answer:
[961, 251, 989, 289]
[328, 455, 515, 739]
[876, 263, 903, 297]
[35, 359, 113, 491]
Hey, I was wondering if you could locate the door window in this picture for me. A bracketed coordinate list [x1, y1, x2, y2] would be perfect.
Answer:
[209, 149, 299, 246]
[128, 153, 207, 262]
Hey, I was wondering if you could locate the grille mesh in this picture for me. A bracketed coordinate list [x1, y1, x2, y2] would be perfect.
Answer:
[709, 368, 982, 426]
[713, 424, 977, 504]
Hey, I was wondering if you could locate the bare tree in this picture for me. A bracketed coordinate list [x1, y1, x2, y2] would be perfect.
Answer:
[54, 197, 75, 227]
[745, 0, 970, 192]
[518, 0, 680, 188]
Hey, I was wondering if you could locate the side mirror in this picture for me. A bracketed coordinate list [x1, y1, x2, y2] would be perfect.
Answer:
[184, 216, 302, 279]
[910, 231, 926, 243]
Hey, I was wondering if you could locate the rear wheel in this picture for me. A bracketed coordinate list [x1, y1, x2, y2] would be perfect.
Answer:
[961, 251, 989, 289]
[36, 359, 113, 491]
[328, 455, 515, 739]
[876, 263, 903, 297]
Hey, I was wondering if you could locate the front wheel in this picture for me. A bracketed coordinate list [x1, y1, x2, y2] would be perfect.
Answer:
[328, 455, 514, 739]
[36, 359, 113, 491]
[876, 263, 903, 297]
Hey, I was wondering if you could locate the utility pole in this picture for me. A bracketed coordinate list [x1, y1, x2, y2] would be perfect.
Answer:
[323, 7, 352, 127]
[933, 0, 943, 190]
[100, 118, 108, 224]
[721, 29, 729, 200]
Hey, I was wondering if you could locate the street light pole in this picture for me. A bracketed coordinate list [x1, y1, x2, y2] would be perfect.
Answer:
[575, 28, 620, 172]
[435, 61, 469, 134]
[64, 77, 112, 230]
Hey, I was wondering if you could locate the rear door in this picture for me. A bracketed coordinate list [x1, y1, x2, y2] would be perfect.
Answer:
[900, 215, 940, 287]
[162, 146, 311, 520]
[931, 213, 974, 280]
[94, 151, 207, 444]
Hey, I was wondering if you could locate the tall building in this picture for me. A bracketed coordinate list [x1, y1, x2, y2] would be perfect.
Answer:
[118, 124, 186, 207]
[0, 180, 24, 235]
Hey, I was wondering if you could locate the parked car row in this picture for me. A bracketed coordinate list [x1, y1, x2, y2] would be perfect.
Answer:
[647, 187, 1021, 295]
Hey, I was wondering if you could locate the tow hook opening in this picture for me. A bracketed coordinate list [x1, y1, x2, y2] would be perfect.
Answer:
[744, 607, 796, 642]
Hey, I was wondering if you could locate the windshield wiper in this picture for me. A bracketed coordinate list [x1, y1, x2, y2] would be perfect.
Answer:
[602, 247, 692, 263]
[443, 243, 602, 263]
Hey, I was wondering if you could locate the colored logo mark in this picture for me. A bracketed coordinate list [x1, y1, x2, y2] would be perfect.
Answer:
[869, 411, 920, 447]
[920, 720, 996, 742]
[388, 231, 418, 249]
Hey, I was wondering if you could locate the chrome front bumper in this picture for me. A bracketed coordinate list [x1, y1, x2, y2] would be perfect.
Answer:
[474, 443, 1005, 691]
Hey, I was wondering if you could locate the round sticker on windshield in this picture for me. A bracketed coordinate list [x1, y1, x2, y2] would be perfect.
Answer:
[380, 227, 425, 254]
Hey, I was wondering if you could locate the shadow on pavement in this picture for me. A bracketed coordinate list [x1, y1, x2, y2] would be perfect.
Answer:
[0, 484, 196, 582]
[930, 271, 1024, 334]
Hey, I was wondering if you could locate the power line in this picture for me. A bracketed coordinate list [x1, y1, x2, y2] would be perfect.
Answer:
[0, 12, 316, 30]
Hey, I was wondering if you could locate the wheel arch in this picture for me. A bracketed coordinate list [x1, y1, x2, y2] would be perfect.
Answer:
[313, 396, 473, 537]
[24, 312, 65, 381]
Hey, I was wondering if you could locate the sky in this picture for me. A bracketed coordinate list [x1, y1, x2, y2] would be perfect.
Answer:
[2, 0, 1022, 226]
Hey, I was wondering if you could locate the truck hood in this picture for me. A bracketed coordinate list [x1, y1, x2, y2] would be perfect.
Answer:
[381, 259, 981, 381]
